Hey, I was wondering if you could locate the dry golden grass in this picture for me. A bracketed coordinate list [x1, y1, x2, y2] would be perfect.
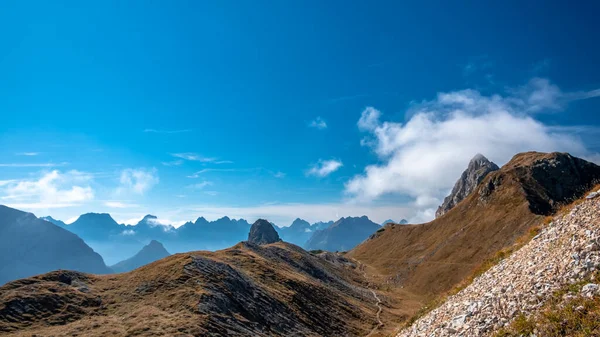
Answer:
[350, 152, 600, 328]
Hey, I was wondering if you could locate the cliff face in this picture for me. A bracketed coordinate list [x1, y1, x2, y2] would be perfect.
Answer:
[436, 154, 499, 218]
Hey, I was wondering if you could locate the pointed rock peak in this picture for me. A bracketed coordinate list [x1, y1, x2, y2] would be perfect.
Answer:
[399, 219, 409, 224]
[248, 219, 281, 245]
[381, 219, 395, 226]
[436, 154, 500, 218]
[147, 240, 165, 248]
[142, 214, 157, 220]
[193, 216, 208, 225]
[217, 216, 231, 222]
[290, 218, 310, 228]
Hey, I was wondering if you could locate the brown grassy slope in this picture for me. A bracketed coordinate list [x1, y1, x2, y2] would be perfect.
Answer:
[349, 152, 600, 299]
[0, 242, 380, 337]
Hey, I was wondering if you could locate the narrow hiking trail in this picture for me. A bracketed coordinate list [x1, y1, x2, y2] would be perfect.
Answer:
[358, 261, 384, 337]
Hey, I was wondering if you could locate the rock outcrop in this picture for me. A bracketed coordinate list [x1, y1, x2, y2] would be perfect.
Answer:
[398, 189, 600, 336]
[247, 219, 281, 245]
[436, 154, 499, 218]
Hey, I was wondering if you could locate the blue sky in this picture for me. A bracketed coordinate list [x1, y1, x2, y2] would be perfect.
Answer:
[1, 1, 600, 226]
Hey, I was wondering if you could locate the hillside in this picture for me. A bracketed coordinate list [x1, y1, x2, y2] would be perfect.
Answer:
[349, 152, 600, 299]
[0, 206, 111, 285]
[0, 241, 384, 336]
[398, 188, 600, 336]
[110, 240, 171, 273]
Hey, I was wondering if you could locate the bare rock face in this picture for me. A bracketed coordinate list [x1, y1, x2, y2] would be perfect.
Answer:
[436, 154, 499, 218]
[247, 219, 281, 245]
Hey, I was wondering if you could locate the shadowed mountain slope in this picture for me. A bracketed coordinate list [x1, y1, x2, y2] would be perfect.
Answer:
[305, 216, 380, 252]
[110, 240, 170, 273]
[0, 242, 379, 336]
[349, 152, 600, 298]
[0, 206, 111, 285]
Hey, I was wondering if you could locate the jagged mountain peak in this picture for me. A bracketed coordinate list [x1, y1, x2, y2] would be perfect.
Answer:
[436, 153, 500, 218]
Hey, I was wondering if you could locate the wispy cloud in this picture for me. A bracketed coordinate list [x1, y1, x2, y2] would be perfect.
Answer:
[308, 116, 327, 129]
[144, 128, 191, 134]
[273, 171, 286, 178]
[306, 159, 343, 177]
[104, 201, 140, 208]
[117, 168, 159, 195]
[171, 153, 232, 164]
[171, 153, 216, 162]
[0, 162, 67, 167]
[161, 160, 184, 167]
[187, 168, 247, 178]
[16, 152, 40, 156]
[186, 181, 212, 190]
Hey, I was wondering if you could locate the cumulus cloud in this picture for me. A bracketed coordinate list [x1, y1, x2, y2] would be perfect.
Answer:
[1, 170, 94, 208]
[118, 168, 159, 195]
[307, 159, 343, 177]
[345, 78, 600, 219]
[308, 116, 327, 129]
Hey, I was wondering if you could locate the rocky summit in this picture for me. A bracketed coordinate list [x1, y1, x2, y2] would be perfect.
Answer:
[247, 219, 281, 245]
[436, 153, 499, 218]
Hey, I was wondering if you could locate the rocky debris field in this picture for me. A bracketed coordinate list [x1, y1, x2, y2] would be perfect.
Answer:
[398, 190, 600, 337]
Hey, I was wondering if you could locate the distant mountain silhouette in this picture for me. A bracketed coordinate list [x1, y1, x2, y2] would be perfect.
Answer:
[68, 212, 124, 241]
[381, 219, 409, 226]
[39, 216, 67, 228]
[110, 240, 170, 273]
[305, 216, 380, 252]
[276, 218, 313, 246]
[0, 205, 111, 285]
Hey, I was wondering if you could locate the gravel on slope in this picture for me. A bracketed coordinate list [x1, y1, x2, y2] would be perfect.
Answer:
[398, 191, 600, 337]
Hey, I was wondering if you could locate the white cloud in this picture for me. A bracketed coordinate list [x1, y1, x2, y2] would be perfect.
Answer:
[16, 152, 39, 156]
[273, 171, 286, 178]
[121, 229, 136, 236]
[1, 170, 94, 209]
[118, 168, 159, 195]
[309, 116, 327, 129]
[104, 201, 139, 208]
[307, 159, 343, 177]
[345, 78, 599, 221]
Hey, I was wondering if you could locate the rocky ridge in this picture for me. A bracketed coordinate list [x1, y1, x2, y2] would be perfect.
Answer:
[398, 189, 600, 337]
[436, 154, 499, 218]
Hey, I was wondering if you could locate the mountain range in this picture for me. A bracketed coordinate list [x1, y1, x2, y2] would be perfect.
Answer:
[2, 151, 599, 336]
[110, 240, 171, 273]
